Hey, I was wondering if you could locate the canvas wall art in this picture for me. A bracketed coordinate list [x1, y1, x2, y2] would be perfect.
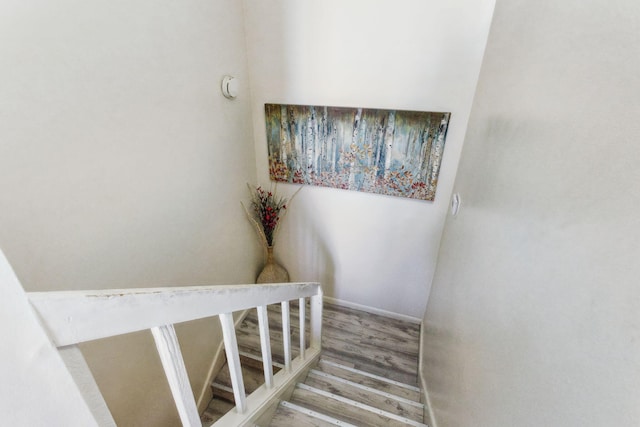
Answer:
[264, 104, 451, 201]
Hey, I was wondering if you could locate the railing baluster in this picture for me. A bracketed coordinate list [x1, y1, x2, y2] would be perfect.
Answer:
[150, 324, 200, 427]
[26, 278, 323, 426]
[310, 290, 323, 349]
[299, 297, 306, 359]
[281, 300, 291, 371]
[219, 312, 247, 413]
[59, 345, 117, 426]
[256, 305, 274, 388]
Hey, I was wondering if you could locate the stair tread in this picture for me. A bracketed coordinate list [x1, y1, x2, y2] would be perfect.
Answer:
[290, 385, 426, 427]
[214, 361, 266, 395]
[204, 299, 424, 427]
[316, 305, 420, 387]
[244, 301, 308, 327]
[236, 331, 301, 365]
[243, 309, 311, 335]
[247, 301, 309, 319]
[316, 358, 421, 402]
[238, 350, 285, 371]
[322, 319, 418, 357]
[200, 397, 235, 425]
[322, 303, 420, 339]
[239, 314, 311, 346]
[320, 338, 419, 386]
[269, 402, 343, 427]
[304, 370, 424, 422]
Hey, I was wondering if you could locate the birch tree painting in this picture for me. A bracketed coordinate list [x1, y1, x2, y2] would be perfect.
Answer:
[264, 104, 451, 201]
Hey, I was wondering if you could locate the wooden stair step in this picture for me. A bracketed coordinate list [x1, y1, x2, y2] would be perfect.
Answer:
[289, 384, 427, 427]
[236, 331, 301, 365]
[200, 397, 235, 425]
[210, 381, 236, 404]
[204, 300, 424, 426]
[243, 301, 306, 323]
[261, 302, 311, 334]
[243, 307, 310, 334]
[213, 361, 265, 398]
[322, 303, 420, 340]
[204, 351, 285, 423]
[316, 358, 421, 402]
[211, 352, 284, 400]
[238, 350, 285, 371]
[319, 336, 419, 386]
[239, 314, 310, 345]
[269, 401, 354, 427]
[304, 369, 424, 422]
[322, 319, 418, 357]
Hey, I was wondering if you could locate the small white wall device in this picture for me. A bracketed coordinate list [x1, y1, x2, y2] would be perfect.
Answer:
[221, 76, 238, 99]
[451, 193, 461, 217]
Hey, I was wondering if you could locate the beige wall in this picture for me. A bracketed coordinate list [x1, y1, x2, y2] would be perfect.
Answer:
[242, 0, 495, 318]
[0, 0, 259, 425]
[421, 0, 640, 425]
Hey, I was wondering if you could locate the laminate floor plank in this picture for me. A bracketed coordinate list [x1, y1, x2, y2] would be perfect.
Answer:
[318, 303, 421, 386]
[304, 371, 424, 422]
[320, 351, 418, 386]
[244, 306, 306, 329]
[323, 304, 420, 338]
[201, 397, 235, 425]
[320, 354, 356, 368]
[320, 335, 419, 385]
[236, 339, 300, 365]
[290, 386, 416, 427]
[269, 404, 340, 427]
[236, 325, 307, 360]
[322, 320, 419, 357]
[315, 360, 421, 402]
[204, 299, 423, 425]
[240, 314, 310, 344]
[215, 361, 266, 395]
[322, 302, 419, 327]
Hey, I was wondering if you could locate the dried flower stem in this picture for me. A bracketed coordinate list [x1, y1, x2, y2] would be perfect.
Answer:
[242, 183, 302, 251]
[241, 201, 269, 248]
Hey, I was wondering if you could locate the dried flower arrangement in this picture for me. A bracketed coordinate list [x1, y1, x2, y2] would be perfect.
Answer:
[242, 184, 300, 248]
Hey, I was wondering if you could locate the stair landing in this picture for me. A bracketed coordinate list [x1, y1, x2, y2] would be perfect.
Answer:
[320, 303, 420, 386]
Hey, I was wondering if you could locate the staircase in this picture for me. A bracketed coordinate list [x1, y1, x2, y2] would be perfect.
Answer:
[202, 301, 426, 426]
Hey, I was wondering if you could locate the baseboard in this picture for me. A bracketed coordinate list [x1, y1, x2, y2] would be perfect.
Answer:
[418, 322, 437, 427]
[323, 296, 421, 324]
[420, 370, 437, 427]
[196, 309, 250, 413]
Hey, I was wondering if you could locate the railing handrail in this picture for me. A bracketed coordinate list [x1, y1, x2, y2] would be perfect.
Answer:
[28, 281, 321, 347]
[26, 280, 323, 426]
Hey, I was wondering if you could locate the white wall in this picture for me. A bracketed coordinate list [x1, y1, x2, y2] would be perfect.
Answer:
[421, 0, 640, 426]
[0, 0, 258, 425]
[0, 250, 99, 426]
[243, 0, 495, 318]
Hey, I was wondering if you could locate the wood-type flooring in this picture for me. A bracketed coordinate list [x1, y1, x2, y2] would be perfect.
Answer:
[319, 303, 420, 386]
[201, 301, 423, 426]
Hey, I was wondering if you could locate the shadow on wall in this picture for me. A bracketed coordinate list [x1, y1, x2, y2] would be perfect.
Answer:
[279, 189, 335, 295]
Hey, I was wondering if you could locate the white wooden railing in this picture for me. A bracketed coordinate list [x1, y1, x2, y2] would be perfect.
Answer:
[27, 281, 323, 426]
